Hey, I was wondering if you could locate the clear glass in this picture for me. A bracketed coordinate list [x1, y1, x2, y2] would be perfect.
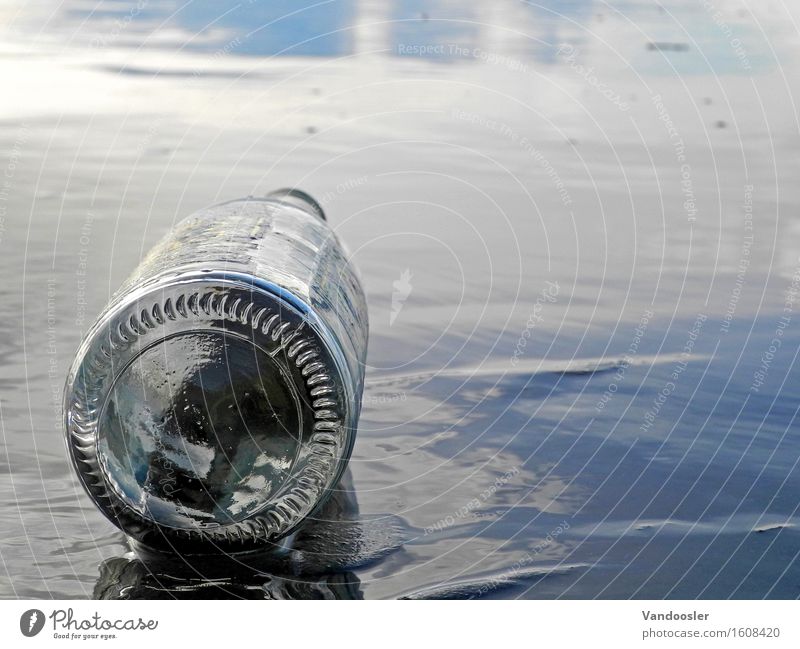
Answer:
[64, 191, 368, 553]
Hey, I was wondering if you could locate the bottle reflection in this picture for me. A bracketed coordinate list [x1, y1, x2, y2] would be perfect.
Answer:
[94, 472, 400, 600]
[94, 558, 362, 600]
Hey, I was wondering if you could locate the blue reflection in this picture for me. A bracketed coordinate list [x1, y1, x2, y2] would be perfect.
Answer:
[172, 0, 356, 56]
[389, 0, 478, 60]
[66, 0, 357, 56]
[633, 11, 768, 76]
[519, 0, 595, 64]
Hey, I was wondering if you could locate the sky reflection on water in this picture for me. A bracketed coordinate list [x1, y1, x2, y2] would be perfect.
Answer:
[0, 0, 798, 599]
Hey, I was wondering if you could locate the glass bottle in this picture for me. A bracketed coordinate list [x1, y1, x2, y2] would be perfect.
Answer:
[63, 189, 368, 553]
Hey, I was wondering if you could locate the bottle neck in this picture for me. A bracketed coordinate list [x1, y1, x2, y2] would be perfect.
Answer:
[266, 188, 326, 221]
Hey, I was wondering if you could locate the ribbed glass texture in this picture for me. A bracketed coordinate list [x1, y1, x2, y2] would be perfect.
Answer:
[63, 192, 368, 552]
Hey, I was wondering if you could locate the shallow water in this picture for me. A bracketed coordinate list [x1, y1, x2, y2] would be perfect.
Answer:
[0, 0, 799, 598]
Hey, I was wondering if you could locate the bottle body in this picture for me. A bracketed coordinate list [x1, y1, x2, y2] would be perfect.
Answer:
[64, 193, 368, 552]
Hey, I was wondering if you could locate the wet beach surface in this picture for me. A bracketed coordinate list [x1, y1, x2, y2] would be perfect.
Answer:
[0, 0, 799, 598]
